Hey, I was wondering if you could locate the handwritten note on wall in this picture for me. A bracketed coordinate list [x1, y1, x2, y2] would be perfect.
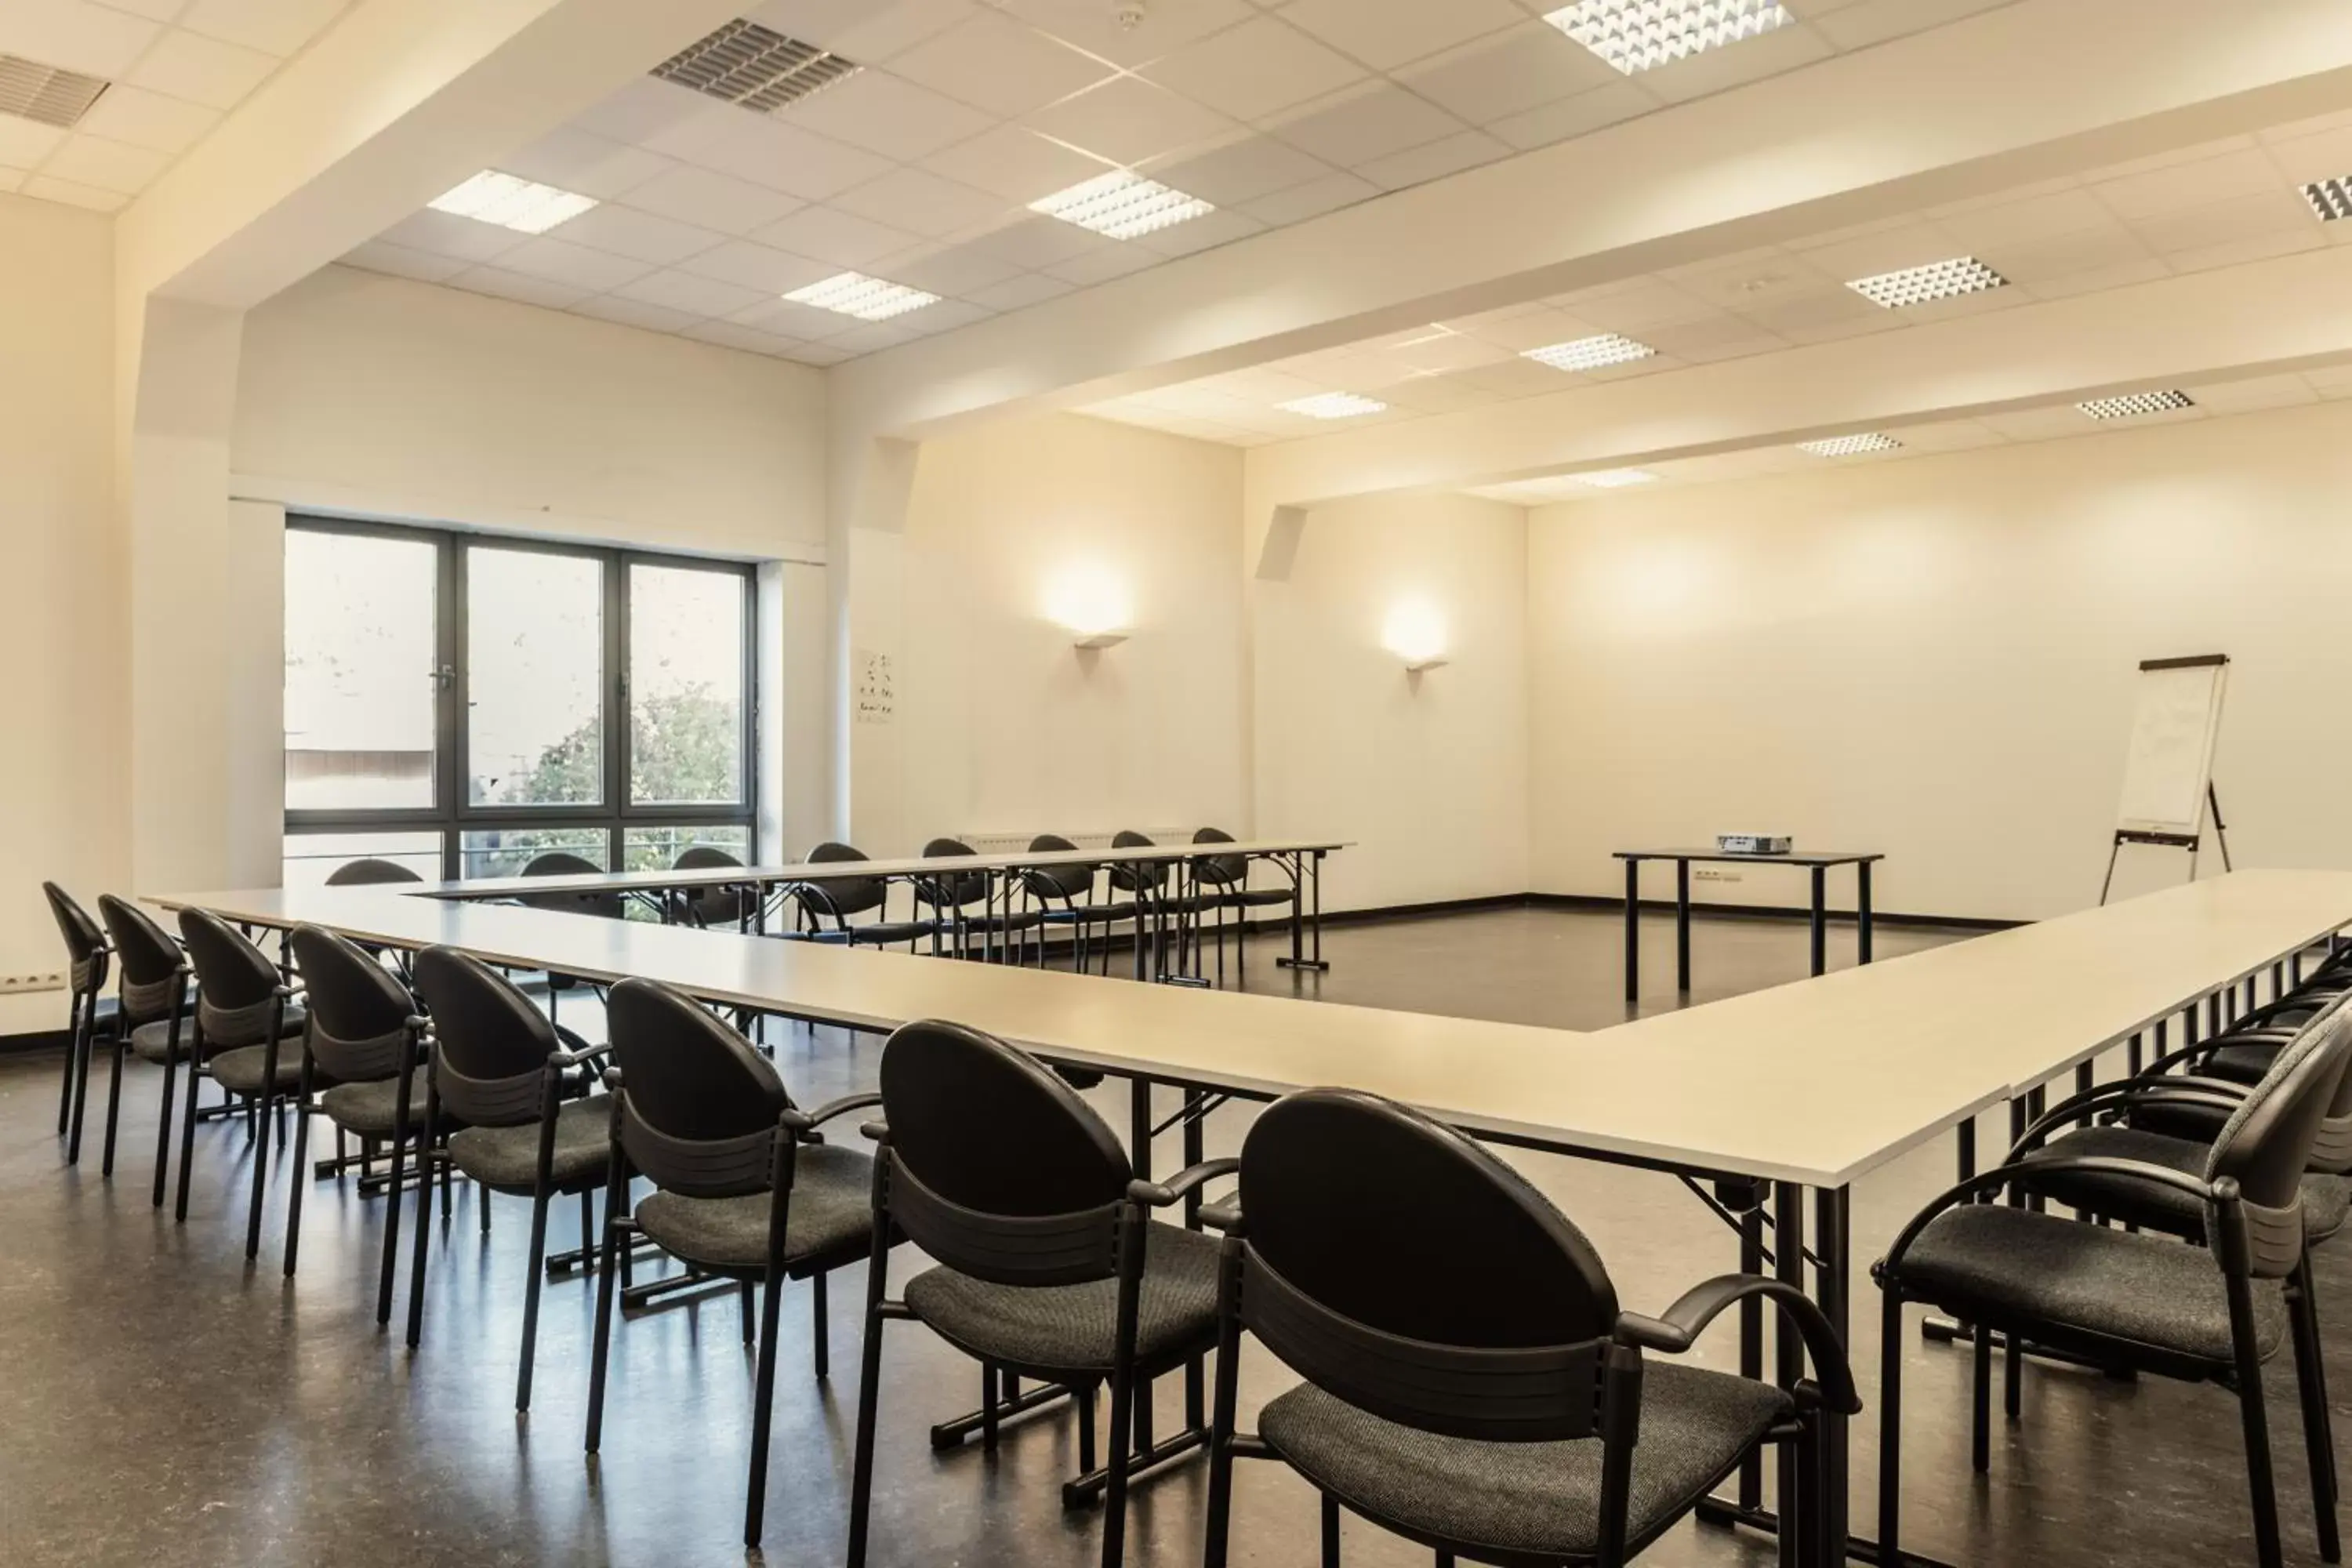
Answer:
[855, 648, 895, 726]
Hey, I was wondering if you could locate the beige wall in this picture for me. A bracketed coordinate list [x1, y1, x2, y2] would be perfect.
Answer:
[1255, 492, 1530, 911]
[880, 414, 1250, 855]
[1529, 400, 2352, 923]
[0, 196, 119, 1031]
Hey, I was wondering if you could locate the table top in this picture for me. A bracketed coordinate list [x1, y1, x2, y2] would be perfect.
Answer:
[148, 869, 2352, 1189]
[1614, 848, 1884, 866]
[429, 837, 1352, 901]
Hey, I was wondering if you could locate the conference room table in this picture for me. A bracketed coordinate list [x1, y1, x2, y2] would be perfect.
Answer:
[1615, 847, 1885, 1000]
[148, 869, 2352, 1566]
[434, 837, 1348, 975]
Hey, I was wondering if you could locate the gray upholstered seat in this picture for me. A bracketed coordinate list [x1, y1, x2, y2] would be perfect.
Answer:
[1258, 1363, 1791, 1562]
[902, 1220, 1219, 1374]
[318, 1078, 412, 1139]
[2021, 1123, 2352, 1241]
[1900, 1202, 2285, 1364]
[129, 1005, 306, 1064]
[208, 1043, 312, 1096]
[631, 1142, 874, 1276]
[445, 1096, 609, 1192]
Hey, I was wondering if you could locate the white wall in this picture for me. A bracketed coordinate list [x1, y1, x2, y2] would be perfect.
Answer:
[0, 196, 119, 1032]
[1529, 400, 2352, 922]
[876, 413, 1249, 855]
[1256, 492, 1530, 911]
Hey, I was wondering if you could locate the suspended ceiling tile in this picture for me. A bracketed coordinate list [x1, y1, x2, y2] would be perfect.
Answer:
[542, 202, 728, 267]
[1140, 13, 1365, 122]
[780, 67, 995, 162]
[920, 122, 1113, 203]
[1025, 74, 1238, 167]
[1275, 0, 1525, 73]
[888, 9, 1113, 118]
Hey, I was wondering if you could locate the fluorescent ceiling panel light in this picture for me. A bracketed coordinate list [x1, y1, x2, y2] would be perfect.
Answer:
[1577, 469, 1657, 488]
[784, 270, 939, 321]
[429, 171, 598, 234]
[1523, 333, 1656, 372]
[1797, 433, 1902, 457]
[1543, 0, 1792, 74]
[2077, 390, 2194, 420]
[652, 19, 859, 111]
[1847, 256, 2006, 308]
[1279, 392, 1387, 419]
[1032, 171, 1214, 240]
[2302, 176, 2352, 222]
[0, 53, 109, 129]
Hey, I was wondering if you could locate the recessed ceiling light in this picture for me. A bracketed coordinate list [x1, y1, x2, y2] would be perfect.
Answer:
[2077, 390, 2194, 420]
[2302, 176, 2352, 222]
[783, 271, 939, 321]
[1523, 333, 1657, 372]
[1543, 0, 1792, 74]
[1577, 469, 1657, 488]
[1847, 256, 2007, 309]
[1279, 392, 1388, 419]
[1798, 433, 1903, 457]
[1032, 170, 1214, 240]
[428, 171, 598, 234]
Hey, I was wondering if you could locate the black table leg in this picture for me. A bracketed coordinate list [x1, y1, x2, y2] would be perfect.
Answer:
[1675, 858, 1692, 993]
[1857, 861, 1874, 965]
[1810, 866, 1828, 977]
[1624, 858, 1640, 1002]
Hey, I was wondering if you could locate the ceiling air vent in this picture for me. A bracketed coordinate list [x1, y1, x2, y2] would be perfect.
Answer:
[0, 54, 110, 129]
[652, 20, 859, 112]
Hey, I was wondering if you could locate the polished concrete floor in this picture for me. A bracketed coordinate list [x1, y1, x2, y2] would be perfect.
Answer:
[0, 904, 2336, 1566]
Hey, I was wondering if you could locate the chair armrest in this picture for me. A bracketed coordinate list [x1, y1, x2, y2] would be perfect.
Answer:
[1617, 1274, 1861, 1414]
[553, 1040, 615, 1069]
[2009, 1079, 2244, 1155]
[858, 1119, 889, 1143]
[780, 1091, 884, 1134]
[1198, 1200, 1243, 1234]
[1882, 1158, 2227, 1276]
[1128, 1157, 1241, 1209]
[601, 1065, 624, 1091]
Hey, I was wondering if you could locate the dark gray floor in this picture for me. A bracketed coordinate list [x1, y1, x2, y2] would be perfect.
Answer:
[0, 905, 2333, 1566]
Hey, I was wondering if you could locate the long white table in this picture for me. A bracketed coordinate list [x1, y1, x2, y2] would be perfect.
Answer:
[433, 837, 1351, 975]
[147, 868, 2352, 1565]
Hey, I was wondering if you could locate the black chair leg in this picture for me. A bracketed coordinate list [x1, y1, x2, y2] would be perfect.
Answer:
[744, 1267, 787, 1548]
[97, 1040, 125, 1178]
[56, 993, 81, 1136]
[405, 1143, 436, 1348]
[517, 1185, 553, 1412]
[811, 1269, 829, 1379]
[2289, 1266, 2341, 1561]
[1321, 1492, 1341, 1566]
[379, 1105, 416, 1325]
[2231, 1284, 2288, 1568]
[1878, 1290, 1904, 1564]
[1971, 1324, 1991, 1472]
[844, 1254, 890, 1568]
[1078, 1381, 1098, 1475]
[284, 1077, 314, 1279]
[583, 1163, 628, 1453]
[740, 1281, 757, 1346]
[172, 1052, 205, 1222]
[982, 1363, 1000, 1450]
[1100, 1358, 1136, 1568]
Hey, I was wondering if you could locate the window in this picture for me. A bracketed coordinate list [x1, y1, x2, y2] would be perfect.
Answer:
[281, 520, 757, 884]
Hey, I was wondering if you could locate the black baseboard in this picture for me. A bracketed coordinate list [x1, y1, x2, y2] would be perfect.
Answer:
[0, 1026, 70, 1058]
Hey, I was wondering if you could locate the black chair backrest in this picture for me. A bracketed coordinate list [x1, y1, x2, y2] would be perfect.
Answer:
[412, 946, 561, 1127]
[520, 851, 623, 920]
[1020, 833, 1095, 902]
[608, 978, 788, 1197]
[1191, 826, 1248, 887]
[1109, 829, 1166, 893]
[2207, 995, 2352, 1278]
[178, 907, 288, 1047]
[42, 883, 108, 997]
[877, 1020, 1131, 1285]
[803, 840, 886, 919]
[289, 924, 416, 1082]
[325, 857, 423, 887]
[98, 895, 182, 1025]
[1236, 1088, 1620, 1443]
[915, 837, 989, 911]
[673, 844, 749, 926]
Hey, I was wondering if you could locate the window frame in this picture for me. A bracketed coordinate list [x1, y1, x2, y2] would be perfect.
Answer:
[282, 515, 759, 880]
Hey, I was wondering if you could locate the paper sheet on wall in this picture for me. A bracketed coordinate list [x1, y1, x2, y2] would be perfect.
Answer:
[855, 648, 895, 726]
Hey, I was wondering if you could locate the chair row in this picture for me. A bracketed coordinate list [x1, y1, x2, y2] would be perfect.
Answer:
[40, 882, 1857, 1566]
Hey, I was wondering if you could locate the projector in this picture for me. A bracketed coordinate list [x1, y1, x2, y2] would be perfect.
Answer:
[1716, 833, 1792, 855]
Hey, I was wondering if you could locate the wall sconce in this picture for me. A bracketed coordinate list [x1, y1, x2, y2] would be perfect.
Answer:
[1381, 599, 1449, 673]
[1044, 562, 1132, 650]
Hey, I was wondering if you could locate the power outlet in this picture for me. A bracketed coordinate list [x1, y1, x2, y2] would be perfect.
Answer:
[1693, 868, 1744, 884]
[0, 970, 66, 995]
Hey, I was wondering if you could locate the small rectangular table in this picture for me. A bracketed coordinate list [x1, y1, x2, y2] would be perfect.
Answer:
[1615, 848, 1883, 1000]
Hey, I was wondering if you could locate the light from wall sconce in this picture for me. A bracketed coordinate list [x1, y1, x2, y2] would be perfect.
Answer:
[1044, 562, 1133, 649]
[1381, 600, 1449, 673]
